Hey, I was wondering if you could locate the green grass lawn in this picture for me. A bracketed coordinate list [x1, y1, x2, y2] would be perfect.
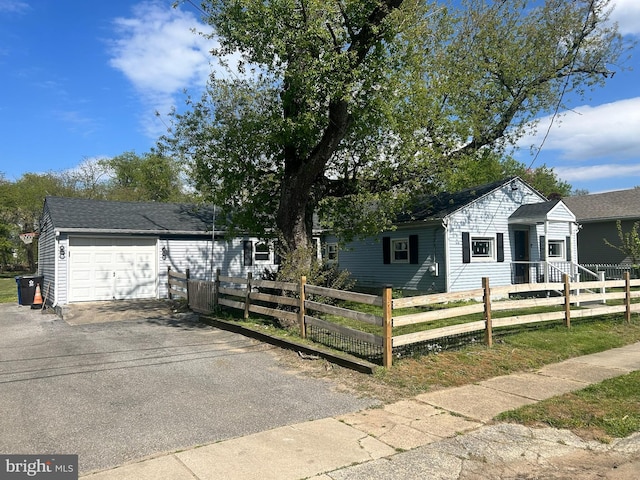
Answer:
[497, 371, 640, 441]
[0, 275, 19, 304]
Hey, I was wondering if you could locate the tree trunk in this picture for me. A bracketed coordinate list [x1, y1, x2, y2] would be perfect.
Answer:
[276, 99, 352, 271]
[275, 165, 317, 273]
[274, 1, 404, 268]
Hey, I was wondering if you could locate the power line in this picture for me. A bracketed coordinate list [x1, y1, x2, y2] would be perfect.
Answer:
[528, 0, 598, 171]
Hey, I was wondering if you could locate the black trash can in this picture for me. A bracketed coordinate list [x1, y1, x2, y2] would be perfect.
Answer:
[16, 275, 44, 306]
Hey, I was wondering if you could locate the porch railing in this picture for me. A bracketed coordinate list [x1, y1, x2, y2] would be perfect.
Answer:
[511, 261, 604, 304]
[511, 261, 600, 284]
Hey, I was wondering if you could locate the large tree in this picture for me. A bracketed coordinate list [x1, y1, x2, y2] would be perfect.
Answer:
[162, 0, 627, 269]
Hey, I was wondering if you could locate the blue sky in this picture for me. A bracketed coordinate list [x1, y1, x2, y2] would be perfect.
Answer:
[1, 0, 639, 194]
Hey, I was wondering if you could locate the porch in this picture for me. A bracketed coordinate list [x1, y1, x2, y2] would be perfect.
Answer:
[508, 200, 585, 286]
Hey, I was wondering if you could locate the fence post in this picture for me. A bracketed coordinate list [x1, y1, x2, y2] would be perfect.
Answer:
[563, 274, 571, 329]
[382, 285, 393, 368]
[167, 266, 172, 300]
[214, 268, 220, 309]
[483, 277, 492, 347]
[299, 276, 307, 338]
[244, 272, 252, 319]
[625, 271, 631, 324]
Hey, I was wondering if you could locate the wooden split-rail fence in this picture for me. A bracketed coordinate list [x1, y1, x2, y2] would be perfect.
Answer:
[183, 269, 640, 367]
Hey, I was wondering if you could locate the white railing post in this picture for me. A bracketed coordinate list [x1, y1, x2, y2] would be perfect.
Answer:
[599, 271, 606, 304]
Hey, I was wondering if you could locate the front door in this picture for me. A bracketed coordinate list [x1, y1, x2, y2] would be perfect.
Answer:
[513, 230, 530, 283]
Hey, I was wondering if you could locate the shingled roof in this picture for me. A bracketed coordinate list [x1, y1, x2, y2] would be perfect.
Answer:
[563, 188, 640, 222]
[43, 196, 216, 234]
[509, 200, 560, 221]
[396, 177, 521, 223]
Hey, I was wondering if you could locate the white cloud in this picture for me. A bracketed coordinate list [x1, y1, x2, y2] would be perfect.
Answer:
[610, 0, 640, 36]
[554, 162, 640, 183]
[109, 3, 214, 94]
[0, 0, 30, 14]
[517, 97, 640, 161]
[108, 1, 217, 136]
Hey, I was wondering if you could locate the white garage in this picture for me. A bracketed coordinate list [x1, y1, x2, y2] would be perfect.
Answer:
[68, 237, 157, 302]
[37, 197, 218, 308]
[37, 196, 282, 311]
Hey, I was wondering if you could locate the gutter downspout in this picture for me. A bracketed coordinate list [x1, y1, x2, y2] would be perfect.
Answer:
[442, 218, 449, 292]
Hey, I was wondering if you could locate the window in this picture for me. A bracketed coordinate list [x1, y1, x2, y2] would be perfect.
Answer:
[383, 235, 418, 264]
[463, 232, 504, 264]
[243, 240, 274, 265]
[471, 237, 494, 261]
[548, 240, 565, 259]
[324, 243, 338, 263]
[392, 239, 409, 263]
[254, 242, 271, 262]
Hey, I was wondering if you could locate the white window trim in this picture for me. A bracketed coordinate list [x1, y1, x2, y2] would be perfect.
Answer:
[471, 236, 495, 262]
[548, 239, 565, 260]
[391, 238, 410, 264]
[254, 241, 271, 263]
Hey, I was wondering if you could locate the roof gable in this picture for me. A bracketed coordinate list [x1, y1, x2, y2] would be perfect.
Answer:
[397, 177, 545, 223]
[563, 188, 640, 222]
[509, 200, 575, 224]
[44, 197, 215, 234]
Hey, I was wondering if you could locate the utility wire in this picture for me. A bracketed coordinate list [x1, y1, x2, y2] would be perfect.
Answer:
[528, 0, 597, 170]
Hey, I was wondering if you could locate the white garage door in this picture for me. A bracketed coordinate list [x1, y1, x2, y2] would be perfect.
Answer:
[69, 237, 158, 302]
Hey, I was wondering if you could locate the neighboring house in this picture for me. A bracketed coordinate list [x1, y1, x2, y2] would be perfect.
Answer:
[321, 177, 580, 293]
[37, 196, 281, 310]
[563, 188, 640, 265]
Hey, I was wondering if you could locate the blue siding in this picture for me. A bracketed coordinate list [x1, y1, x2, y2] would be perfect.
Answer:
[324, 226, 445, 292]
[446, 181, 544, 292]
[38, 206, 70, 306]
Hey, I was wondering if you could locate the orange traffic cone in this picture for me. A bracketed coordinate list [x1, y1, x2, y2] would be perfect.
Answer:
[31, 283, 43, 309]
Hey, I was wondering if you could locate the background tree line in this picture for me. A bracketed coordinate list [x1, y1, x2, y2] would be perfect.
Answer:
[0, 152, 190, 272]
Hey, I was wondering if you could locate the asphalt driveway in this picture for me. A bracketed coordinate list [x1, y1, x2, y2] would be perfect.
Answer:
[0, 303, 377, 475]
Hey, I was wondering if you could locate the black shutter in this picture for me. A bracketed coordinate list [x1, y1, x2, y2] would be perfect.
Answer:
[497, 233, 504, 263]
[539, 236, 546, 260]
[243, 240, 253, 266]
[273, 241, 281, 265]
[409, 235, 419, 264]
[462, 232, 471, 264]
[383, 237, 391, 264]
[566, 236, 572, 262]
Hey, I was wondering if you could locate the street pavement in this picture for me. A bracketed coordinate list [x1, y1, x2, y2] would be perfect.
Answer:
[0, 303, 378, 474]
[79, 342, 640, 480]
[2, 302, 639, 479]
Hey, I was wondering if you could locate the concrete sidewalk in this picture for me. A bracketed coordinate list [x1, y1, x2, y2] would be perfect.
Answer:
[81, 342, 640, 480]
